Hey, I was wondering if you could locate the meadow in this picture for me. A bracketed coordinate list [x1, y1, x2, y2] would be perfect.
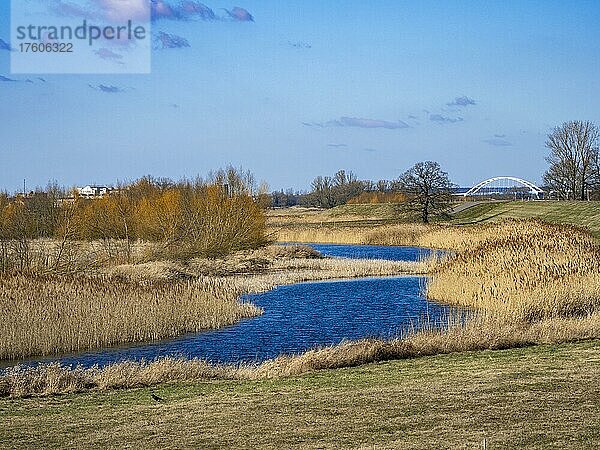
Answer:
[451, 200, 600, 237]
[2, 341, 598, 449]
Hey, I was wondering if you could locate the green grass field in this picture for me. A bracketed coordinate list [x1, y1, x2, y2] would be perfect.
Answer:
[271, 201, 600, 236]
[451, 201, 600, 236]
[2, 341, 599, 449]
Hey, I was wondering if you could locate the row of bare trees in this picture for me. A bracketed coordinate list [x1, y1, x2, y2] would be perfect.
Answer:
[544, 120, 600, 200]
[305, 164, 455, 223]
[307, 170, 366, 208]
[0, 172, 269, 273]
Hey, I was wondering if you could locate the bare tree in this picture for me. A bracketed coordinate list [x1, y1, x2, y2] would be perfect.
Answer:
[592, 151, 600, 196]
[308, 170, 365, 208]
[310, 176, 335, 208]
[398, 161, 454, 223]
[544, 121, 599, 200]
[208, 166, 256, 196]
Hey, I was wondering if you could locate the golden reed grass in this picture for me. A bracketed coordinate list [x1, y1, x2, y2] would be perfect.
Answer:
[4, 221, 600, 398]
[426, 220, 600, 321]
[273, 221, 539, 250]
[276, 220, 600, 322]
[0, 275, 261, 360]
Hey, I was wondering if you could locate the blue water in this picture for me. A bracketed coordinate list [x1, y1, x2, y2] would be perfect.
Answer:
[2, 244, 453, 369]
[305, 243, 434, 262]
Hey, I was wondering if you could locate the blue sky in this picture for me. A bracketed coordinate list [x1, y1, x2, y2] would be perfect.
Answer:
[1, 0, 599, 192]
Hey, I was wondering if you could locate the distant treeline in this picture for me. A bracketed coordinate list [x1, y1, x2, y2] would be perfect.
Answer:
[272, 170, 405, 208]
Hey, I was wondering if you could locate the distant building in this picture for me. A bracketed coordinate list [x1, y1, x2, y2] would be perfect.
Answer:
[77, 185, 110, 199]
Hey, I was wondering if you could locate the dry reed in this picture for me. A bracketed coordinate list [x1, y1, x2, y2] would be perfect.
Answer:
[4, 220, 600, 398]
[0, 275, 261, 360]
[426, 220, 600, 321]
[3, 311, 599, 398]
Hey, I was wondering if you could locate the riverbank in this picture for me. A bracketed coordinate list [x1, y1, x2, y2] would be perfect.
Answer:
[0, 244, 427, 361]
[2, 340, 598, 449]
[3, 308, 598, 398]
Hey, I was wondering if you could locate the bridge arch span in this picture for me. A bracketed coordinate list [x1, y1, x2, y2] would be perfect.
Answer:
[463, 176, 544, 198]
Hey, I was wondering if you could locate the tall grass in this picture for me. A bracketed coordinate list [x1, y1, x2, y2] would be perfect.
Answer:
[279, 220, 600, 326]
[426, 220, 600, 321]
[0, 275, 261, 360]
[4, 219, 600, 398]
[273, 220, 556, 250]
[273, 223, 449, 247]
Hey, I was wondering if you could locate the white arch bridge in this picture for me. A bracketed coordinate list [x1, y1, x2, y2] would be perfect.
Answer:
[462, 176, 545, 199]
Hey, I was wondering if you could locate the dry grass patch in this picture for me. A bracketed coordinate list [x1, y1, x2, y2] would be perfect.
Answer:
[3, 340, 599, 449]
[0, 275, 260, 360]
[426, 220, 600, 321]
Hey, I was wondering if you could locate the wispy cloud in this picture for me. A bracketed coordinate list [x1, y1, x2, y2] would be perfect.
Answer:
[99, 0, 151, 22]
[95, 47, 124, 61]
[429, 114, 463, 124]
[88, 84, 128, 93]
[152, 0, 216, 21]
[151, 0, 175, 19]
[154, 32, 190, 49]
[0, 38, 12, 51]
[447, 96, 476, 107]
[288, 41, 311, 49]
[49, 0, 95, 18]
[225, 7, 254, 22]
[484, 137, 512, 147]
[305, 116, 409, 130]
[339, 117, 409, 129]
[327, 143, 348, 148]
[494, 134, 506, 138]
[179, 1, 216, 20]
[48, 0, 149, 22]
[45, 1, 252, 25]
[0, 75, 34, 83]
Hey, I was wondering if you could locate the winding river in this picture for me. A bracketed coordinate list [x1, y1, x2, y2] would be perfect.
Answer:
[3, 244, 454, 369]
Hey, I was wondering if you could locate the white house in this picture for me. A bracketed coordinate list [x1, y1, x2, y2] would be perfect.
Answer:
[77, 185, 110, 198]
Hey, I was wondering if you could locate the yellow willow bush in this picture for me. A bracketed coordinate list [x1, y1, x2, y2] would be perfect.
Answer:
[0, 177, 270, 272]
[0, 274, 261, 360]
[174, 185, 270, 258]
[135, 189, 183, 244]
[74, 184, 269, 260]
[426, 220, 600, 321]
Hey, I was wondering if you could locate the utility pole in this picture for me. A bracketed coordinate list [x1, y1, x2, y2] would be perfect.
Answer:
[23, 179, 26, 197]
